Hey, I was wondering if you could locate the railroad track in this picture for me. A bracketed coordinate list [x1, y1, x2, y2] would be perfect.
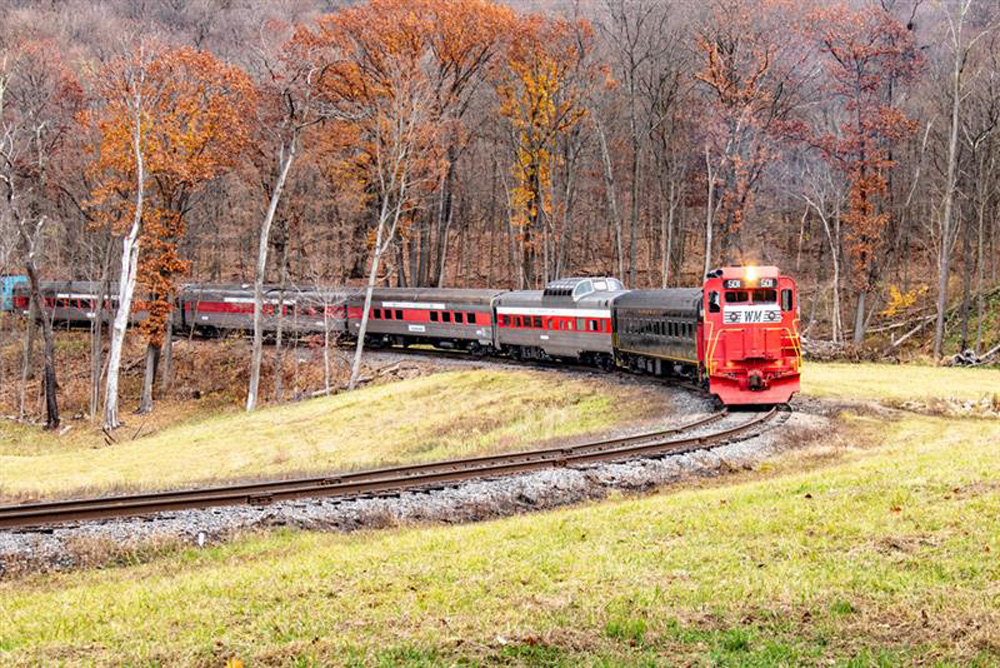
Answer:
[0, 407, 782, 530]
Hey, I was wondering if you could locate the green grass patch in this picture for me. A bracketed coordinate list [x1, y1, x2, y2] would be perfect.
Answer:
[2, 412, 998, 665]
[0, 369, 664, 501]
[802, 362, 999, 402]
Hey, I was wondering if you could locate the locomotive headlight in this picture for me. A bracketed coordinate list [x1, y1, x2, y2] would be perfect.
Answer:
[745, 265, 758, 283]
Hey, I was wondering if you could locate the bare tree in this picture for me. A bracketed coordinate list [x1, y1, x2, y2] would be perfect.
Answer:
[802, 164, 846, 343]
[600, 0, 674, 286]
[349, 72, 436, 391]
[933, 0, 997, 359]
[17, 218, 59, 428]
[0, 42, 80, 429]
[246, 27, 327, 412]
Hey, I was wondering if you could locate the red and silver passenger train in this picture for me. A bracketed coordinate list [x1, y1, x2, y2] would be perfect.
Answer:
[7, 266, 801, 405]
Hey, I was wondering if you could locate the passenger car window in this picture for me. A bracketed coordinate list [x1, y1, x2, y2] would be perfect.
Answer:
[395, 309, 403, 319]
[431, 311, 439, 322]
[455, 312, 464, 324]
[467, 312, 476, 324]
[781, 289, 794, 312]
[442, 312, 452, 323]
[373, 308, 381, 319]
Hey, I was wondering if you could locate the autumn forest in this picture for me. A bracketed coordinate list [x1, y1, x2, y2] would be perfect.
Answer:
[2, 0, 999, 427]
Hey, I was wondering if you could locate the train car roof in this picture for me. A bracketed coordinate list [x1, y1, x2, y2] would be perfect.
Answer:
[14, 280, 107, 293]
[614, 288, 703, 310]
[496, 288, 626, 309]
[358, 288, 506, 305]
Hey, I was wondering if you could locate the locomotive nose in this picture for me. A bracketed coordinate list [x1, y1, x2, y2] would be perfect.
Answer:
[748, 371, 765, 391]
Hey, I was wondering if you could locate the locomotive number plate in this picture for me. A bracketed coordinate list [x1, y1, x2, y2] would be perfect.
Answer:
[723, 305, 782, 324]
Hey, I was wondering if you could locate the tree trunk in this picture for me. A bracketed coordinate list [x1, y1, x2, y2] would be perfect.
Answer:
[90, 245, 113, 420]
[934, 22, 965, 360]
[958, 217, 973, 351]
[24, 259, 59, 429]
[853, 290, 866, 345]
[105, 74, 146, 430]
[18, 298, 37, 420]
[596, 119, 624, 283]
[273, 230, 290, 403]
[323, 299, 332, 394]
[247, 140, 296, 412]
[703, 143, 715, 281]
[137, 341, 160, 414]
[349, 204, 391, 391]
[417, 215, 431, 286]
[435, 196, 455, 287]
[433, 151, 456, 286]
[159, 311, 173, 393]
[628, 118, 640, 287]
[975, 192, 986, 355]
[661, 177, 678, 288]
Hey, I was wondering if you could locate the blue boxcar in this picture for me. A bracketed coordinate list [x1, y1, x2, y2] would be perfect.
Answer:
[1, 275, 28, 311]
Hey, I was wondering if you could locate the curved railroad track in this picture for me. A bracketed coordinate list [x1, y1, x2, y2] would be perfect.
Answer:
[0, 407, 784, 530]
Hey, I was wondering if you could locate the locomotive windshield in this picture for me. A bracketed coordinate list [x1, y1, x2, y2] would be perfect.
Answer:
[725, 289, 776, 303]
[724, 291, 749, 303]
[753, 289, 777, 302]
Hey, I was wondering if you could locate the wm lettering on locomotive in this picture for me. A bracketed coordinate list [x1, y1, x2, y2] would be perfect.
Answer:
[723, 305, 782, 325]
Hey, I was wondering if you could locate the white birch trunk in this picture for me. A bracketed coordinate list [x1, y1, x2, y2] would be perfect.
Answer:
[103, 71, 145, 430]
[246, 140, 296, 412]
[703, 142, 715, 280]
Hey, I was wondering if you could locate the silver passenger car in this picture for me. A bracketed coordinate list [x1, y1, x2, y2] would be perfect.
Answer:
[10, 280, 140, 326]
[176, 284, 355, 335]
[346, 288, 505, 351]
[493, 277, 626, 362]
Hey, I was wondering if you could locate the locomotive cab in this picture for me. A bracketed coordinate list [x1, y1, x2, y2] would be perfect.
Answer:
[702, 266, 800, 405]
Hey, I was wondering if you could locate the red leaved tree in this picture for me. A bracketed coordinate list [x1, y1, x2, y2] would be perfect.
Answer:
[695, 0, 811, 271]
[803, 3, 921, 343]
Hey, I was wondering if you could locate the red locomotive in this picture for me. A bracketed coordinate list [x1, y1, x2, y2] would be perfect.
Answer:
[6, 265, 800, 406]
[702, 266, 800, 404]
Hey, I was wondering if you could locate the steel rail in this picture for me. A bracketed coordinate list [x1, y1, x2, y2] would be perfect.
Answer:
[0, 408, 777, 529]
[1, 412, 725, 518]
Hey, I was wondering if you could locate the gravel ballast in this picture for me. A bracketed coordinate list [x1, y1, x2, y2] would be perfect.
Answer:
[0, 402, 829, 577]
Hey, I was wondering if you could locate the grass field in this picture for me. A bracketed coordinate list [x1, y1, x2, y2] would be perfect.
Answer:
[801, 361, 999, 402]
[0, 369, 667, 501]
[2, 409, 998, 665]
[3, 362, 999, 664]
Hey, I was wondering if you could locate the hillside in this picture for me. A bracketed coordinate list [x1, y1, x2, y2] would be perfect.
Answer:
[1, 364, 999, 665]
[0, 367, 676, 502]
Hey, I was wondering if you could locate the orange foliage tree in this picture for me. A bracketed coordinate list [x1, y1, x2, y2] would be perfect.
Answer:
[495, 14, 595, 287]
[315, 0, 513, 287]
[312, 0, 469, 387]
[89, 45, 255, 416]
